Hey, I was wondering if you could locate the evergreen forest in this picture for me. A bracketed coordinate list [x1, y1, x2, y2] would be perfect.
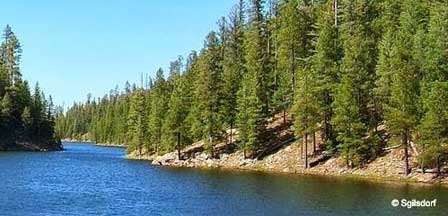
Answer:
[56, 0, 448, 175]
[0, 25, 61, 151]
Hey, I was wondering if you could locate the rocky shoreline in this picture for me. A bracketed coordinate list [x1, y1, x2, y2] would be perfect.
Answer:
[127, 141, 448, 186]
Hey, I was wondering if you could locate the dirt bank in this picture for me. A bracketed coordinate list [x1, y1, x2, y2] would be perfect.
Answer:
[126, 114, 447, 186]
[128, 140, 447, 186]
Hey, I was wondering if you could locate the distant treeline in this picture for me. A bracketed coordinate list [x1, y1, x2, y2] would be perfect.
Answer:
[57, 0, 447, 175]
[0, 25, 61, 151]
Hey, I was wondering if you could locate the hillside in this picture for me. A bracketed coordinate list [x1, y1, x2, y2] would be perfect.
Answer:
[130, 115, 447, 185]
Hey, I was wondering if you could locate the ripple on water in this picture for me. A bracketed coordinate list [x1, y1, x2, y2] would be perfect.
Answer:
[0, 142, 446, 216]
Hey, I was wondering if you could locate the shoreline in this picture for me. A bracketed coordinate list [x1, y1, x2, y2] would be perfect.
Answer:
[126, 143, 448, 187]
[95, 143, 126, 148]
[155, 161, 443, 188]
[62, 139, 126, 148]
[0, 142, 63, 152]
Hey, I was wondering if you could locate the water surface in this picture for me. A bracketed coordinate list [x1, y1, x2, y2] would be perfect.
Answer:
[0, 142, 446, 215]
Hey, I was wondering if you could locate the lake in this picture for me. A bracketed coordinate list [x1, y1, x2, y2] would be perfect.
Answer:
[0, 142, 446, 215]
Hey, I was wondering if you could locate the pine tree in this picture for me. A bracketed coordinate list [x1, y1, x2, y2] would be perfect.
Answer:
[289, 0, 318, 168]
[332, 77, 365, 167]
[385, 0, 428, 175]
[265, 0, 279, 119]
[235, 0, 271, 158]
[313, 0, 342, 151]
[127, 89, 147, 155]
[0, 25, 22, 86]
[293, 64, 319, 168]
[274, 0, 300, 124]
[418, 82, 448, 176]
[162, 75, 190, 159]
[418, 2, 448, 175]
[195, 32, 224, 158]
[222, 0, 245, 145]
[31, 83, 45, 142]
[22, 106, 32, 138]
[276, 0, 316, 116]
[332, 0, 379, 167]
[184, 51, 203, 142]
[245, 0, 270, 117]
[374, 0, 402, 109]
[237, 65, 265, 158]
[148, 68, 167, 154]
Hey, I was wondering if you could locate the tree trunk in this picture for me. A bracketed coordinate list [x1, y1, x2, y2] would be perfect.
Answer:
[313, 132, 316, 153]
[209, 136, 214, 159]
[305, 133, 308, 169]
[177, 132, 182, 160]
[402, 131, 410, 176]
[230, 121, 233, 144]
[436, 155, 441, 178]
[300, 138, 303, 159]
[323, 92, 332, 144]
[243, 137, 247, 159]
[421, 143, 425, 174]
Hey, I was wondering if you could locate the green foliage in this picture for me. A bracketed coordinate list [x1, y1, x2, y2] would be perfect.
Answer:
[418, 2, 448, 170]
[244, 0, 271, 117]
[222, 0, 245, 132]
[313, 0, 342, 150]
[0, 25, 60, 151]
[237, 68, 265, 154]
[332, 77, 366, 166]
[418, 82, 448, 168]
[293, 65, 319, 140]
[384, 0, 426, 141]
[273, 0, 301, 117]
[127, 89, 148, 154]
[331, 0, 380, 165]
[162, 74, 191, 153]
[195, 32, 225, 155]
[56, 0, 448, 173]
[148, 69, 168, 153]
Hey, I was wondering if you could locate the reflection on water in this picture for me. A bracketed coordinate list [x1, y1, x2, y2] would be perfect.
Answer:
[0, 142, 446, 216]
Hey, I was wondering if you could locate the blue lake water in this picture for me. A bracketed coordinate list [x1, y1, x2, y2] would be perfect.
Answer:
[0, 142, 446, 215]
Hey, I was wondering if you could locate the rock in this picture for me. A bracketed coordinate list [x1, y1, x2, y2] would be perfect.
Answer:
[151, 153, 177, 165]
[239, 161, 247, 167]
[197, 153, 209, 161]
[415, 173, 435, 183]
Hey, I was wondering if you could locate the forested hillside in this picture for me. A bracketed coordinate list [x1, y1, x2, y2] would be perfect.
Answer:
[0, 25, 61, 151]
[57, 0, 448, 176]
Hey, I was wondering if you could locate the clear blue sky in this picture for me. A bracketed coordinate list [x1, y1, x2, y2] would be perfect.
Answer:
[0, 0, 235, 107]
